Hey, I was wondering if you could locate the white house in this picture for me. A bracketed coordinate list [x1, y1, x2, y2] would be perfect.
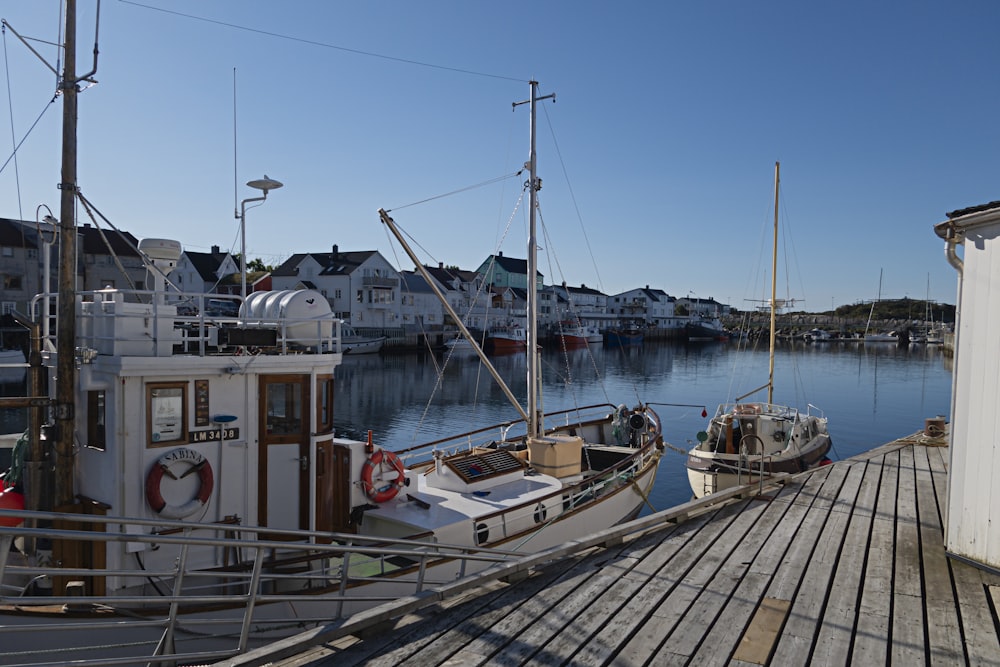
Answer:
[608, 286, 676, 326]
[934, 201, 1000, 570]
[399, 271, 443, 331]
[270, 245, 400, 328]
[169, 245, 240, 296]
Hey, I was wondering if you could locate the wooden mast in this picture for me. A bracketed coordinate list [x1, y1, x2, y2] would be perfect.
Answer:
[768, 161, 779, 406]
[55, 0, 80, 508]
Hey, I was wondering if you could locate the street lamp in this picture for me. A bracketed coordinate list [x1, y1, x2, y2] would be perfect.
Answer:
[238, 176, 283, 320]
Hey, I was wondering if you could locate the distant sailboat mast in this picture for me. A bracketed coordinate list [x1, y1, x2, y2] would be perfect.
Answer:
[865, 268, 884, 338]
[768, 161, 779, 405]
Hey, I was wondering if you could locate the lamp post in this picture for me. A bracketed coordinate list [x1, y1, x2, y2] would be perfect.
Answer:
[238, 176, 282, 321]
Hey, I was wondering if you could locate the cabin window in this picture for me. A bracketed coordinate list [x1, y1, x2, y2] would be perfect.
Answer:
[87, 390, 106, 450]
[317, 375, 334, 433]
[147, 382, 188, 447]
[265, 381, 303, 436]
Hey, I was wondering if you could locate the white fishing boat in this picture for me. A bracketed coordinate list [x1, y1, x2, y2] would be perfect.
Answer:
[553, 321, 602, 348]
[686, 163, 832, 498]
[339, 324, 385, 354]
[0, 34, 664, 664]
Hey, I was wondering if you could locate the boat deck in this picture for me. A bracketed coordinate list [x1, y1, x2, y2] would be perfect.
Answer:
[224, 430, 1000, 667]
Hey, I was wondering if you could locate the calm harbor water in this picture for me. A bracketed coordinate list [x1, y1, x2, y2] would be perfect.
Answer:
[334, 339, 953, 513]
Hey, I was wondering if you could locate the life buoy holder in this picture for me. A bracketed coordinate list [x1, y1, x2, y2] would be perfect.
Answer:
[361, 449, 405, 503]
[145, 448, 214, 519]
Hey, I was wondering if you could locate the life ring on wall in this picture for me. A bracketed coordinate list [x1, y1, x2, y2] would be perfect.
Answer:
[145, 448, 214, 519]
[361, 449, 405, 503]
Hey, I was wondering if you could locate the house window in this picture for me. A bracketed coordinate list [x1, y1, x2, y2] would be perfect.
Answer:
[356, 290, 363, 303]
[87, 390, 106, 450]
[26, 249, 37, 259]
[2, 274, 22, 290]
[334, 289, 341, 299]
[1, 247, 11, 257]
[147, 382, 188, 447]
[1, 303, 13, 315]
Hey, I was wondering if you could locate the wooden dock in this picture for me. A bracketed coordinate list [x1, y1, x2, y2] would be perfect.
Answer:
[222, 433, 1000, 666]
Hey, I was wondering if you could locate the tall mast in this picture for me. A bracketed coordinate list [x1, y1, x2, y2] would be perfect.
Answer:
[514, 81, 553, 438]
[768, 161, 779, 405]
[55, 0, 80, 507]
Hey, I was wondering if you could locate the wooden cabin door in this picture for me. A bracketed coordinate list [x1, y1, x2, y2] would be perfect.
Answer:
[258, 375, 309, 533]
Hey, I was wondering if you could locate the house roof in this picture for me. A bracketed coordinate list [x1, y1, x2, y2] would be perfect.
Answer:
[272, 250, 378, 277]
[0, 218, 36, 248]
[401, 272, 435, 293]
[184, 249, 234, 282]
[78, 224, 140, 257]
[486, 254, 544, 280]
[564, 284, 606, 297]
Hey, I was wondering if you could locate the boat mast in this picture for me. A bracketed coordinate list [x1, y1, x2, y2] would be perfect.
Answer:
[55, 0, 81, 507]
[376, 209, 529, 422]
[768, 161, 778, 405]
[514, 81, 554, 438]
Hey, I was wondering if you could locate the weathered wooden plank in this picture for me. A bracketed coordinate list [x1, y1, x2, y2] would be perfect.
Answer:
[810, 458, 881, 667]
[770, 461, 864, 665]
[328, 558, 588, 667]
[912, 444, 967, 665]
[950, 559, 1000, 664]
[692, 480, 822, 664]
[612, 499, 763, 665]
[891, 447, 926, 664]
[731, 597, 791, 664]
[850, 449, 898, 665]
[485, 501, 746, 665]
[767, 462, 851, 601]
[661, 482, 807, 661]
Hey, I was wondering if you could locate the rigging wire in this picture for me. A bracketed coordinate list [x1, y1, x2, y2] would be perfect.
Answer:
[119, 0, 525, 83]
[384, 171, 521, 213]
[2, 23, 23, 219]
[540, 102, 605, 293]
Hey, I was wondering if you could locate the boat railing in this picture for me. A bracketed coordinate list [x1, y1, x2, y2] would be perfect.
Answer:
[0, 508, 518, 666]
[31, 289, 342, 358]
[392, 403, 625, 466]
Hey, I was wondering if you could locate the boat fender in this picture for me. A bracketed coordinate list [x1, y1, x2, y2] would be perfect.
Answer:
[145, 448, 214, 519]
[361, 449, 406, 503]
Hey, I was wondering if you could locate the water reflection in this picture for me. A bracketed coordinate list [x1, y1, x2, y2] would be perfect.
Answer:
[335, 341, 952, 510]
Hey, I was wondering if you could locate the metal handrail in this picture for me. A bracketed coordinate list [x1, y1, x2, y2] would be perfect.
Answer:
[0, 514, 521, 666]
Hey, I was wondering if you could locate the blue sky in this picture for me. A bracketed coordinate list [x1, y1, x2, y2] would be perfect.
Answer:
[1, 1, 996, 312]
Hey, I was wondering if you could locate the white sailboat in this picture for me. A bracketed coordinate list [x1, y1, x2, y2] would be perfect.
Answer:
[685, 162, 832, 498]
[864, 268, 898, 343]
[0, 20, 663, 662]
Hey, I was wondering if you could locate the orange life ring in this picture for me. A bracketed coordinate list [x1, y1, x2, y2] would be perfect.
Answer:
[361, 449, 405, 503]
[145, 448, 214, 519]
[735, 403, 761, 416]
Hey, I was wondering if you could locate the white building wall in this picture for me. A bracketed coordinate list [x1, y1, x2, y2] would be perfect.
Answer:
[939, 206, 1000, 569]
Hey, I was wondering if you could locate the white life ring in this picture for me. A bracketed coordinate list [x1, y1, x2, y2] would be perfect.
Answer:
[145, 448, 214, 519]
